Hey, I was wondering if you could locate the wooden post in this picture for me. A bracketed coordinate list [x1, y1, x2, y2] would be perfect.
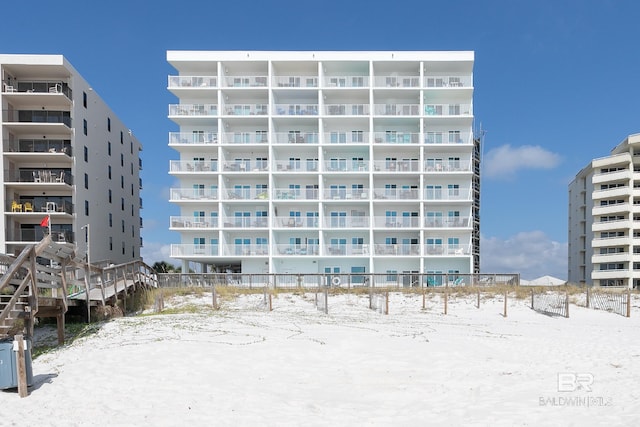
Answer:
[477, 287, 480, 309]
[268, 293, 273, 312]
[422, 288, 426, 310]
[212, 285, 218, 310]
[503, 289, 508, 318]
[444, 284, 448, 315]
[565, 290, 570, 318]
[627, 289, 631, 318]
[56, 312, 65, 345]
[385, 291, 389, 315]
[586, 286, 590, 308]
[14, 334, 28, 398]
[531, 289, 534, 310]
[324, 287, 328, 314]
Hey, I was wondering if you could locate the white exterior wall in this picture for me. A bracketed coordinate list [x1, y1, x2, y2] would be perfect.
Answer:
[167, 50, 478, 277]
[0, 54, 143, 264]
[568, 165, 594, 284]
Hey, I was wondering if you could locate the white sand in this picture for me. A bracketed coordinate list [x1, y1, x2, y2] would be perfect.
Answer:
[2, 291, 640, 426]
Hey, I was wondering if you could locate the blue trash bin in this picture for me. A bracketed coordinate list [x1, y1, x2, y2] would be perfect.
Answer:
[0, 338, 33, 390]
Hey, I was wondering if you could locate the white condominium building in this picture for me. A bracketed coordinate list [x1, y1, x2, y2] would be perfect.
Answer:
[167, 50, 480, 280]
[568, 133, 640, 288]
[1, 55, 143, 264]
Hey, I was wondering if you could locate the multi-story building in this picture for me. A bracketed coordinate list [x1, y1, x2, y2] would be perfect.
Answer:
[167, 50, 479, 281]
[568, 133, 640, 288]
[1, 54, 143, 264]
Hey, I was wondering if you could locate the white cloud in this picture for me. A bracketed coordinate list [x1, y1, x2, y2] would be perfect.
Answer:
[480, 231, 567, 281]
[140, 241, 175, 267]
[484, 144, 561, 179]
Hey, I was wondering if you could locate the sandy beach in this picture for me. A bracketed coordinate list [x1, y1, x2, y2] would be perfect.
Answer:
[2, 291, 639, 426]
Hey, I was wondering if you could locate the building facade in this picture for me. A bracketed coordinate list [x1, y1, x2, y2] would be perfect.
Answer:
[568, 133, 640, 288]
[167, 51, 479, 280]
[1, 54, 143, 264]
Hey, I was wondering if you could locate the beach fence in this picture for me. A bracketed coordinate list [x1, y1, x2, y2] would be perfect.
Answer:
[315, 288, 328, 314]
[369, 290, 389, 315]
[584, 288, 630, 317]
[530, 288, 569, 318]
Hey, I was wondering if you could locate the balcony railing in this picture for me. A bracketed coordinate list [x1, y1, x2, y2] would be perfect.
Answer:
[222, 217, 269, 228]
[325, 104, 370, 116]
[273, 132, 319, 144]
[168, 104, 218, 116]
[4, 168, 73, 185]
[322, 189, 369, 200]
[372, 160, 419, 172]
[323, 75, 369, 88]
[424, 131, 472, 145]
[13, 228, 74, 244]
[274, 188, 319, 200]
[222, 162, 269, 172]
[222, 132, 269, 144]
[323, 244, 370, 256]
[323, 160, 370, 172]
[224, 75, 268, 87]
[273, 76, 318, 88]
[373, 132, 419, 144]
[424, 159, 472, 172]
[424, 104, 472, 116]
[168, 75, 217, 88]
[169, 132, 218, 145]
[2, 110, 71, 127]
[424, 76, 471, 88]
[274, 216, 319, 228]
[6, 139, 72, 156]
[3, 81, 72, 100]
[275, 244, 319, 255]
[275, 161, 319, 172]
[424, 243, 471, 255]
[225, 188, 269, 200]
[373, 189, 419, 200]
[373, 244, 421, 255]
[170, 188, 219, 200]
[273, 104, 319, 115]
[322, 216, 370, 228]
[423, 188, 472, 201]
[424, 217, 470, 228]
[170, 216, 219, 229]
[170, 160, 218, 173]
[374, 104, 420, 116]
[223, 104, 268, 116]
[171, 244, 219, 257]
[374, 76, 420, 88]
[372, 217, 421, 228]
[323, 132, 369, 144]
[8, 198, 73, 214]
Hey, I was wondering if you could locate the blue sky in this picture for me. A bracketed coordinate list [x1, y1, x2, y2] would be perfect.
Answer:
[2, 0, 639, 280]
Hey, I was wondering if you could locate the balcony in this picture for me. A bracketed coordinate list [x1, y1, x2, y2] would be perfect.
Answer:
[424, 76, 471, 88]
[373, 188, 419, 200]
[374, 76, 420, 88]
[323, 244, 370, 256]
[373, 244, 421, 256]
[169, 187, 219, 201]
[273, 76, 318, 88]
[275, 244, 319, 256]
[170, 160, 218, 173]
[171, 244, 219, 257]
[225, 188, 269, 200]
[424, 159, 472, 173]
[4, 168, 73, 185]
[592, 219, 632, 232]
[8, 198, 73, 214]
[168, 75, 217, 88]
[222, 217, 269, 228]
[424, 131, 473, 145]
[3, 81, 72, 100]
[323, 75, 369, 88]
[323, 160, 370, 172]
[372, 216, 420, 228]
[424, 104, 472, 116]
[275, 161, 319, 172]
[424, 244, 471, 256]
[168, 104, 217, 116]
[372, 160, 418, 172]
[5, 138, 72, 158]
[223, 104, 268, 116]
[423, 188, 472, 201]
[274, 188, 319, 200]
[169, 132, 218, 145]
[323, 131, 369, 144]
[224, 76, 268, 87]
[322, 216, 370, 228]
[325, 104, 370, 116]
[373, 132, 419, 144]
[273, 132, 319, 144]
[11, 228, 74, 244]
[222, 161, 268, 172]
[274, 216, 319, 228]
[322, 189, 369, 200]
[424, 217, 470, 228]
[170, 216, 219, 229]
[374, 104, 420, 116]
[2, 109, 71, 127]
[273, 104, 319, 116]
[222, 132, 269, 144]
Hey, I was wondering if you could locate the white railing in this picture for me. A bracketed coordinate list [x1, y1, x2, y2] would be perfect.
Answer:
[323, 160, 370, 172]
[322, 189, 370, 200]
[273, 104, 319, 115]
[169, 160, 218, 173]
[171, 244, 219, 257]
[424, 76, 471, 88]
[169, 188, 219, 200]
[372, 217, 421, 228]
[221, 161, 269, 172]
[170, 216, 219, 228]
[274, 188, 319, 200]
[372, 160, 419, 172]
[424, 217, 471, 228]
[424, 243, 472, 256]
[224, 244, 270, 256]
[325, 104, 370, 115]
[222, 104, 268, 116]
[273, 132, 319, 144]
[372, 189, 419, 200]
[424, 104, 472, 116]
[323, 75, 370, 88]
[274, 161, 320, 172]
[168, 75, 217, 88]
[224, 188, 269, 200]
[374, 103, 421, 116]
[223, 76, 268, 87]
[423, 188, 472, 201]
[168, 104, 218, 116]
[373, 132, 419, 144]
[323, 244, 371, 256]
[424, 131, 472, 145]
[222, 132, 269, 144]
[275, 244, 320, 255]
[274, 216, 319, 228]
[273, 76, 318, 88]
[322, 216, 371, 228]
[373, 244, 421, 255]
[424, 159, 473, 172]
[373, 76, 420, 88]
[221, 218, 269, 228]
[323, 131, 370, 144]
[169, 132, 218, 145]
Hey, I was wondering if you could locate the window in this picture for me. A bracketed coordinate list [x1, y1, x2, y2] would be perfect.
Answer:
[448, 130, 461, 143]
[109, 213, 113, 227]
[121, 220, 125, 233]
[120, 153, 124, 167]
[108, 142, 111, 155]
[84, 173, 88, 189]
[83, 119, 88, 136]
[109, 236, 113, 250]
[351, 130, 364, 143]
[108, 189, 112, 203]
[83, 92, 87, 108]
[121, 197, 124, 211]
[83, 146, 88, 162]
[107, 117, 111, 132]
[108, 165, 112, 179]
[120, 131, 123, 144]
[121, 175, 124, 189]
[84, 200, 89, 215]
[448, 184, 460, 197]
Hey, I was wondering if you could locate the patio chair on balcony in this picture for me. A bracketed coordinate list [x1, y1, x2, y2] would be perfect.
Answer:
[11, 201, 23, 212]
[23, 202, 33, 212]
[55, 171, 65, 183]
